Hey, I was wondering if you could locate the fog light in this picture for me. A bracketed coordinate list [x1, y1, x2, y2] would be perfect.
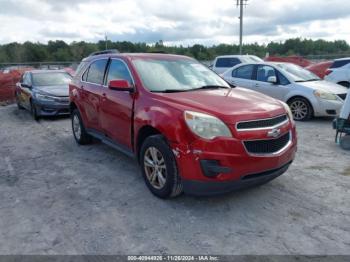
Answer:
[200, 160, 232, 178]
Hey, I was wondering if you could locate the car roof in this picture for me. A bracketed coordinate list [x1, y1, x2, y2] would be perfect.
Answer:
[82, 53, 192, 62]
[233, 61, 287, 67]
[28, 69, 68, 74]
[215, 55, 258, 59]
[334, 57, 350, 61]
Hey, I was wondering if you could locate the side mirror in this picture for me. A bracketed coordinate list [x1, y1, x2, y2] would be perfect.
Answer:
[267, 76, 277, 84]
[108, 79, 134, 92]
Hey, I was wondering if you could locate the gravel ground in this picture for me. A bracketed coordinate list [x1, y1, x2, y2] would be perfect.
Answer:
[0, 104, 349, 255]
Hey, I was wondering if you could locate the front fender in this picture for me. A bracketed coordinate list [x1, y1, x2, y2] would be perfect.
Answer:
[134, 104, 190, 145]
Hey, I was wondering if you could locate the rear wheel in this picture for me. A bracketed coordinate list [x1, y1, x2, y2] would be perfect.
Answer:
[140, 135, 183, 198]
[71, 109, 92, 145]
[288, 97, 313, 121]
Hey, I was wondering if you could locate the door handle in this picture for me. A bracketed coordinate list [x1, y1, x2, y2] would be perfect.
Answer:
[255, 84, 259, 87]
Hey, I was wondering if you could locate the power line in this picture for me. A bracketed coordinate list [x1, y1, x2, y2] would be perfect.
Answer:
[236, 0, 248, 54]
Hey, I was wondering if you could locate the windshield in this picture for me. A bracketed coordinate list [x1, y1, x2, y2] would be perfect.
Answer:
[275, 63, 320, 82]
[32, 72, 72, 86]
[132, 58, 230, 92]
[246, 56, 263, 63]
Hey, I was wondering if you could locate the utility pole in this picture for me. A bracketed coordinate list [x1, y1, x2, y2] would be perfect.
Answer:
[237, 0, 248, 55]
[105, 33, 108, 50]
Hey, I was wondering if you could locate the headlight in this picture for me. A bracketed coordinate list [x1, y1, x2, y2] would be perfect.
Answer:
[314, 90, 338, 101]
[35, 93, 56, 102]
[184, 111, 232, 139]
[281, 102, 295, 124]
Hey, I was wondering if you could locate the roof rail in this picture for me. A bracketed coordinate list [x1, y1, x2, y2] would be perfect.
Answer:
[89, 49, 120, 57]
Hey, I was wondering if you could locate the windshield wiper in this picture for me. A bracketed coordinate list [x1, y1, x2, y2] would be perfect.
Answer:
[295, 79, 320, 82]
[304, 79, 320, 82]
[192, 85, 231, 91]
[152, 89, 193, 93]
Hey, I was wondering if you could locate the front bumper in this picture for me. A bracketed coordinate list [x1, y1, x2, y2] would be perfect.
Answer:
[171, 126, 297, 196]
[312, 98, 344, 117]
[34, 100, 70, 116]
[183, 161, 292, 196]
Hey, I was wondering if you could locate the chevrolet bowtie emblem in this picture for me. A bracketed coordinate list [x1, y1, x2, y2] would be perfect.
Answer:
[267, 128, 281, 138]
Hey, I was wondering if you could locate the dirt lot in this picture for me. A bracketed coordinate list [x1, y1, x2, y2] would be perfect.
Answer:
[0, 104, 350, 255]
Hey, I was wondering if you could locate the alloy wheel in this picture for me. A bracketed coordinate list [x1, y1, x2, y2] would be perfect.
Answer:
[144, 147, 167, 189]
[289, 100, 308, 120]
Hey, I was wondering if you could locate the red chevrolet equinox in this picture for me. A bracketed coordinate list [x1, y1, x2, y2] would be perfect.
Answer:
[69, 52, 297, 198]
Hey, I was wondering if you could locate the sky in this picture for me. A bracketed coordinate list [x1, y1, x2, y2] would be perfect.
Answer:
[0, 0, 349, 46]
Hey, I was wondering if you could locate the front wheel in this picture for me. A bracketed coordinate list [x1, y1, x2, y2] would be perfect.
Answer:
[140, 135, 183, 198]
[288, 97, 313, 121]
[71, 109, 92, 145]
[30, 101, 39, 121]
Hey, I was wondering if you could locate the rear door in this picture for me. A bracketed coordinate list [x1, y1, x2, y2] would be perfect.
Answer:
[227, 64, 255, 89]
[80, 59, 108, 131]
[100, 58, 135, 149]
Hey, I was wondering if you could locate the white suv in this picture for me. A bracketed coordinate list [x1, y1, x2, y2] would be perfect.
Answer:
[211, 55, 263, 74]
[324, 58, 350, 88]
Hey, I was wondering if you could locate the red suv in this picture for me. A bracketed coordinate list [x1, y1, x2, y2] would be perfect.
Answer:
[69, 52, 297, 198]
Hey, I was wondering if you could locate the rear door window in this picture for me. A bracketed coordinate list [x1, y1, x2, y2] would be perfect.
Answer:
[86, 59, 108, 84]
[232, 65, 254, 80]
[330, 59, 350, 68]
[215, 58, 241, 68]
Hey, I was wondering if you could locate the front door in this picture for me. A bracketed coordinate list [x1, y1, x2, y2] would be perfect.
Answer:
[100, 59, 135, 149]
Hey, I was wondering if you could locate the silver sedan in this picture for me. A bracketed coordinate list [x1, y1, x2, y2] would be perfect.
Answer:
[221, 62, 348, 121]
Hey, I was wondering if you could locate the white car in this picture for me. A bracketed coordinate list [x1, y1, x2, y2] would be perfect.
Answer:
[221, 62, 348, 121]
[324, 58, 350, 88]
[211, 55, 263, 74]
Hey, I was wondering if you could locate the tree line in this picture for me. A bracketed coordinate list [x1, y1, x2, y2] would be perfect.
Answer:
[0, 38, 350, 63]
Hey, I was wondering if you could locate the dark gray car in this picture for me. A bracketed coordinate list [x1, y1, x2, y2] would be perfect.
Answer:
[15, 70, 72, 120]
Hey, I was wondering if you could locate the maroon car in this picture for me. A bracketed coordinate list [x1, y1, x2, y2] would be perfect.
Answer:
[69, 52, 297, 198]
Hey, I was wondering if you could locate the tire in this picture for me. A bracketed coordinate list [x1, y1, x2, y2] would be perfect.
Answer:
[288, 97, 313, 121]
[71, 108, 92, 145]
[30, 101, 39, 121]
[338, 81, 350, 88]
[140, 135, 183, 198]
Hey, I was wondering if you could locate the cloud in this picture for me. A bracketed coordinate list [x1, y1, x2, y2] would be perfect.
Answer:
[0, 0, 350, 45]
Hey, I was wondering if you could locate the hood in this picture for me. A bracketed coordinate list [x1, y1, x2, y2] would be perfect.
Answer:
[34, 85, 69, 97]
[297, 80, 348, 94]
[155, 87, 286, 123]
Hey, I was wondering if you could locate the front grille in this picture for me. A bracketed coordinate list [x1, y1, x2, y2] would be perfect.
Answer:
[54, 97, 70, 103]
[244, 132, 290, 154]
[237, 115, 288, 130]
[338, 94, 347, 100]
